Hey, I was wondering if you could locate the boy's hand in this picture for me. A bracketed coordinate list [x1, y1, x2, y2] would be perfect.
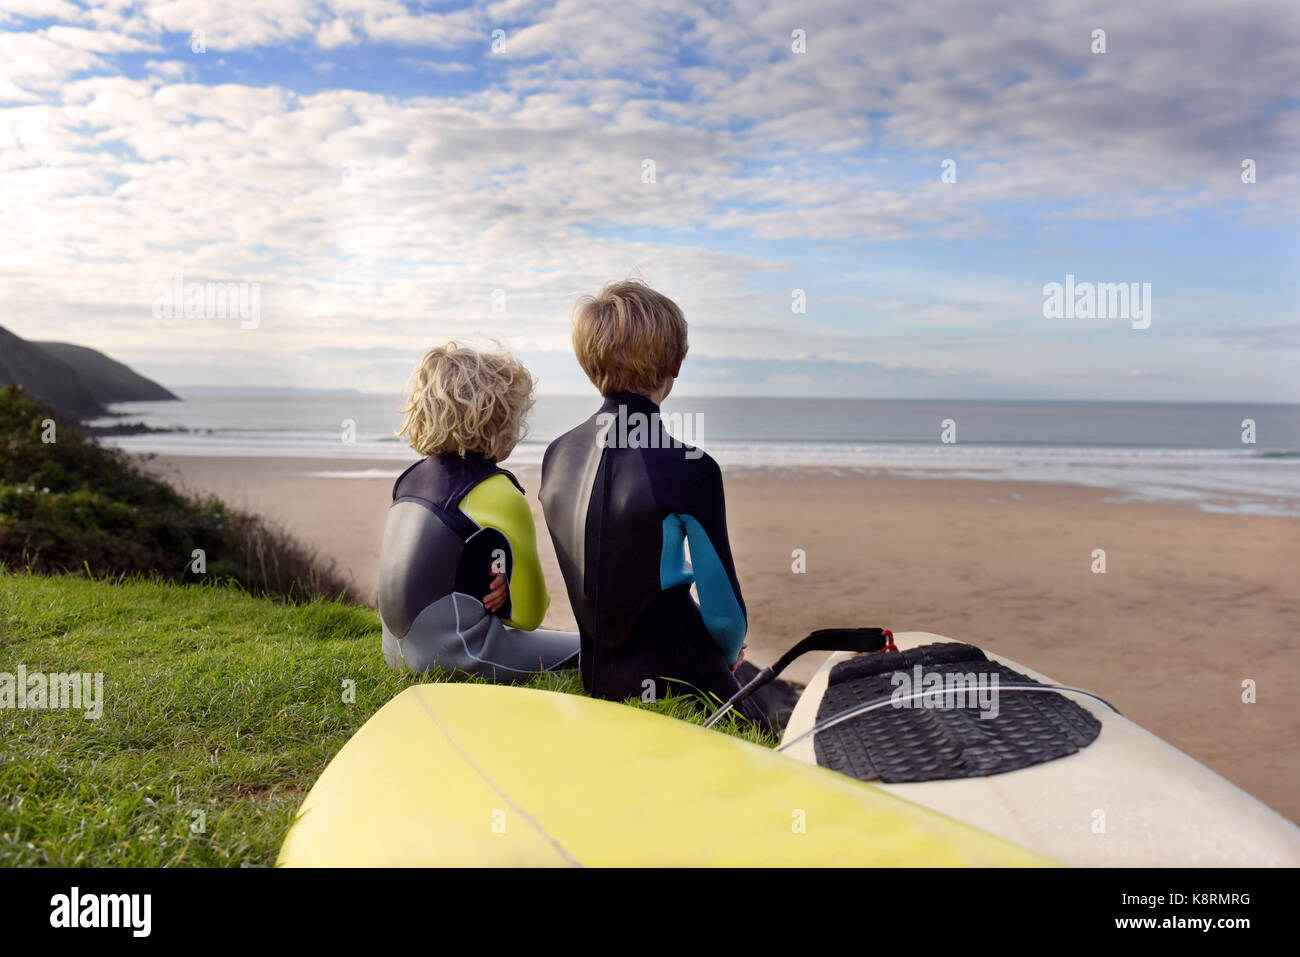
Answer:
[483, 572, 508, 614]
[730, 642, 748, 673]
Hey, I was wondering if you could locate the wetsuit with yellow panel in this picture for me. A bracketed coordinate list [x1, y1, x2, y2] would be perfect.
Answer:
[378, 451, 579, 680]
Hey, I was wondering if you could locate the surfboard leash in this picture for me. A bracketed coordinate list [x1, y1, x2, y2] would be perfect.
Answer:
[702, 627, 895, 729]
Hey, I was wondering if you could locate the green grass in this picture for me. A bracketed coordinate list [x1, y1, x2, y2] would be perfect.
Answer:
[0, 573, 773, 867]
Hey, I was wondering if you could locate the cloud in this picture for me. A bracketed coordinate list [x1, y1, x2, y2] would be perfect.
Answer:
[316, 18, 358, 49]
[0, 0, 1296, 400]
[1213, 322, 1300, 349]
[0, 23, 155, 101]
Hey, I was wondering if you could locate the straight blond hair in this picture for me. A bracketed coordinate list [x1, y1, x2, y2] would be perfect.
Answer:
[571, 279, 688, 396]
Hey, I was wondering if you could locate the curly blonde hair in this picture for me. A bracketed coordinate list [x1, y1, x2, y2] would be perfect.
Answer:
[572, 279, 688, 396]
[398, 342, 535, 461]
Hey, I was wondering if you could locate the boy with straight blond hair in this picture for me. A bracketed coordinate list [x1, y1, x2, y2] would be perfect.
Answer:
[540, 280, 774, 727]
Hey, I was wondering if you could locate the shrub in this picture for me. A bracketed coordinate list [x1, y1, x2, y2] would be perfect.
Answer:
[0, 385, 355, 602]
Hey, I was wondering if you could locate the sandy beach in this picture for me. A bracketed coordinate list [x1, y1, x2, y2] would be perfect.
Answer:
[138, 452, 1300, 823]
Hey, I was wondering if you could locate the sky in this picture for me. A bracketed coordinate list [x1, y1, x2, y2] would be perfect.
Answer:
[0, 0, 1297, 401]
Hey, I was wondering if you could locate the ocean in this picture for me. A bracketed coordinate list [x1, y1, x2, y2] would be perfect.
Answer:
[92, 391, 1300, 516]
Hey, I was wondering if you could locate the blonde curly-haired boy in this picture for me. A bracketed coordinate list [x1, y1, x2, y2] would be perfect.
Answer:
[378, 342, 579, 680]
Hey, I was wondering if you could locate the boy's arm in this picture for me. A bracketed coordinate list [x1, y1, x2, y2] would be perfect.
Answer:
[678, 455, 747, 662]
[460, 474, 550, 630]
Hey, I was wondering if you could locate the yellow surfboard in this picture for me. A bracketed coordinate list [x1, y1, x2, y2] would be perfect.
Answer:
[278, 683, 1053, 867]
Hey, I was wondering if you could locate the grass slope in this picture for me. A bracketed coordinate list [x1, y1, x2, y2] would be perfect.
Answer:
[0, 385, 351, 601]
[0, 574, 772, 867]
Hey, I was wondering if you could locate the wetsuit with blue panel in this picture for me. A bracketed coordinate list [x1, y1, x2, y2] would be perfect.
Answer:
[539, 391, 769, 725]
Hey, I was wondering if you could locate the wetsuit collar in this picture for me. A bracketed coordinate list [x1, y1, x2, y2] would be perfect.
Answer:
[437, 449, 493, 468]
[437, 449, 526, 495]
[393, 449, 524, 505]
[601, 390, 661, 416]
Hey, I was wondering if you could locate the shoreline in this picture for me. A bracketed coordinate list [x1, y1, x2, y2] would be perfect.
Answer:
[135, 451, 1300, 824]
[134, 447, 1300, 514]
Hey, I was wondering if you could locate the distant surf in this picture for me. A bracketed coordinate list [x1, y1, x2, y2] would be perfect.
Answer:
[95, 391, 1300, 516]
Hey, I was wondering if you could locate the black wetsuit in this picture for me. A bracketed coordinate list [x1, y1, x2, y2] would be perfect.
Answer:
[378, 451, 578, 680]
[540, 391, 770, 726]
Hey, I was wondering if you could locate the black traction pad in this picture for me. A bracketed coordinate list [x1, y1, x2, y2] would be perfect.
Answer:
[813, 643, 1102, 783]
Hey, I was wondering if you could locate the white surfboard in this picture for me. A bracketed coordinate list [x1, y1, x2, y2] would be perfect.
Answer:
[781, 631, 1300, 867]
